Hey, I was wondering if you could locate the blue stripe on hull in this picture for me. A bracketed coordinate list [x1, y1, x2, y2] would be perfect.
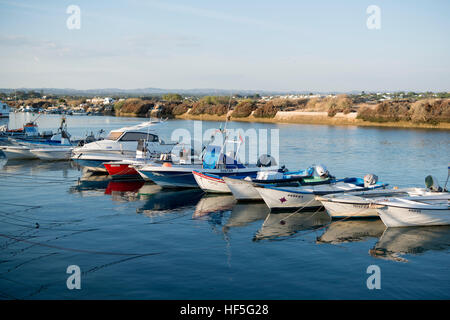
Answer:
[139, 170, 198, 188]
[140, 169, 260, 188]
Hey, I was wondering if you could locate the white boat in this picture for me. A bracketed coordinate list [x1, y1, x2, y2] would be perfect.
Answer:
[256, 175, 388, 211]
[374, 195, 450, 227]
[317, 187, 447, 218]
[223, 165, 331, 201]
[0, 145, 38, 160]
[192, 170, 233, 193]
[30, 147, 73, 161]
[71, 120, 176, 173]
[2, 119, 82, 160]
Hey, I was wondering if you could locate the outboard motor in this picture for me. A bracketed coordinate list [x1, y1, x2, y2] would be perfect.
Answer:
[136, 139, 147, 159]
[425, 175, 443, 192]
[315, 164, 330, 178]
[257, 154, 278, 167]
[364, 174, 378, 187]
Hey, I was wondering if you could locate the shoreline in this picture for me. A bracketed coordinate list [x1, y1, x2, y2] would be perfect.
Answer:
[172, 112, 450, 130]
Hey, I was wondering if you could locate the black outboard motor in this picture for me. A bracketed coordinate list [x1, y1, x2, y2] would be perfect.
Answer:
[425, 175, 443, 192]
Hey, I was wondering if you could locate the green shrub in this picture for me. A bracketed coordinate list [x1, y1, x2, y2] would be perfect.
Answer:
[162, 93, 183, 102]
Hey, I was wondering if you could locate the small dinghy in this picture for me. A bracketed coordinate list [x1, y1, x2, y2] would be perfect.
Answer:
[29, 147, 73, 161]
[223, 165, 332, 201]
[256, 174, 388, 211]
[374, 173, 450, 227]
[318, 173, 450, 218]
[375, 195, 449, 227]
[0, 145, 38, 160]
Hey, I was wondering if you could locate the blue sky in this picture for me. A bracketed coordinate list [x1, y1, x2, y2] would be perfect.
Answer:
[0, 0, 449, 91]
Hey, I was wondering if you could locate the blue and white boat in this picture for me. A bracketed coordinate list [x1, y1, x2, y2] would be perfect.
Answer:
[255, 174, 388, 211]
[1, 118, 75, 160]
[222, 165, 333, 199]
[136, 144, 279, 189]
[0, 121, 53, 143]
[1, 118, 99, 160]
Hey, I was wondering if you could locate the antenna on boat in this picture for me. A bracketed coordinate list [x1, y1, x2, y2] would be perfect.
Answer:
[444, 166, 450, 190]
[223, 90, 233, 133]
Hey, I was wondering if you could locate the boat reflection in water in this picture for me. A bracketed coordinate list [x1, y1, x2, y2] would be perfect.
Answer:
[253, 210, 330, 241]
[1, 158, 74, 176]
[222, 203, 270, 233]
[69, 174, 111, 196]
[193, 195, 236, 219]
[137, 189, 204, 215]
[105, 180, 149, 202]
[316, 219, 385, 244]
[0, 151, 6, 169]
[370, 226, 450, 262]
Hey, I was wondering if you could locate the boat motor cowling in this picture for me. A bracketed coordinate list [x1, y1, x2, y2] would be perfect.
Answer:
[315, 165, 330, 178]
[425, 175, 443, 192]
[257, 154, 277, 167]
[364, 174, 378, 187]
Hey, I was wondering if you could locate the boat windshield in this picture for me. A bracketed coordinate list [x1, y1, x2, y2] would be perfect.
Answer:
[119, 132, 158, 142]
[106, 131, 123, 140]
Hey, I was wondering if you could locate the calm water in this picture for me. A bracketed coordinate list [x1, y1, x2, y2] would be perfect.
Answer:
[0, 113, 449, 299]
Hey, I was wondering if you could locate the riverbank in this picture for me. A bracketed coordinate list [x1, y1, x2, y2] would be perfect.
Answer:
[174, 111, 450, 130]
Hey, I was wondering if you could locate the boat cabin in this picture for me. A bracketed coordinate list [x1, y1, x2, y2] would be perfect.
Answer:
[106, 130, 160, 143]
[0, 102, 11, 118]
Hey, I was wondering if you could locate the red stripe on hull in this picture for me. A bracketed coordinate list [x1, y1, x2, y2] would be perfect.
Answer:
[104, 163, 139, 177]
[193, 171, 225, 183]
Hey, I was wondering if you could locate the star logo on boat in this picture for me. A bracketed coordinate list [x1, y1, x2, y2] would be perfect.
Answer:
[279, 197, 287, 203]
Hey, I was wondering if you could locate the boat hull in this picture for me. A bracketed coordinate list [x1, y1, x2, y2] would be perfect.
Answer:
[138, 169, 198, 188]
[321, 200, 378, 218]
[103, 163, 140, 179]
[72, 158, 109, 173]
[256, 186, 322, 211]
[0, 146, 37, 160]
[138, 165, 277, 189]
[377, 206, 450, 227]
[30, 148, 73, 161]
[223, 177, 261, 200]
[193, 171, 231, 193]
